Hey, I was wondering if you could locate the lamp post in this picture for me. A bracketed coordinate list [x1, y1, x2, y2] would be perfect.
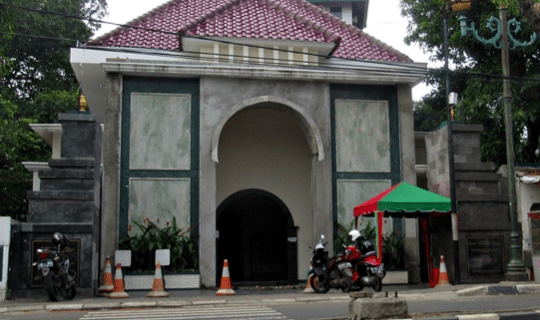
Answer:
[454, 2, 537, 281]
[443, 11, 460, 284]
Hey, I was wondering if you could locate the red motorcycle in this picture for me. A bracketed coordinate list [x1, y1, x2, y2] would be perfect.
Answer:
[345, 230, 385, 292]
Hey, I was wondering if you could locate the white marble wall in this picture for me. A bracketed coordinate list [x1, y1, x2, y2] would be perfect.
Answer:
[130, 93, 191, 170]
[336, 179, 391, 228]
[128, 178, 191, 233]
[335, 99, 390, 173]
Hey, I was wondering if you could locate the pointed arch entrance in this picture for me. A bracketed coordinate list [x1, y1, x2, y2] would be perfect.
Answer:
[216, 189, 297, 284]
[214, 99, 314, 285]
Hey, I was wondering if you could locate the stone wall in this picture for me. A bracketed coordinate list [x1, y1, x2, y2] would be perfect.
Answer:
[425, 124, 510, 283]
[9, 114, 102, 299]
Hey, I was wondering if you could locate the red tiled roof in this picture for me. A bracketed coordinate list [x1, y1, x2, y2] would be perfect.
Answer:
[92, 0, 412, 62]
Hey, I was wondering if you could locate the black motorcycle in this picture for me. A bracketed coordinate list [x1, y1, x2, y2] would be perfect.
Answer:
[309, 235, 352, 293]
[33, 232, 76, 301]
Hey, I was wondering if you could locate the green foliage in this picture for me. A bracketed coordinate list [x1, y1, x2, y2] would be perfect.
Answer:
[403, 0, 540, 166]
[0, 0, 107, 219]
[0, 90, 77, 220]
[382, 232, 405, 270]
[1, 0, 107, 99]
[413, 101, 446, 132]
[360, 220, 377, 244]
[334, 221, 355, 255]
[362, 220, 404, 270]
[118, 217, 199, 274]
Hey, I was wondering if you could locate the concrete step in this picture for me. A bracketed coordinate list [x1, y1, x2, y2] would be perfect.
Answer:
[49, 157, 96, 168]
[39, 168, 95, 180]
[456, 193, 509, 202]
[455, 172, 503, 181]
[27, 199, 97, 223]
[455, 162, 496, 172]
[40, 178, 95, 191]
[27, 190, 94, 200]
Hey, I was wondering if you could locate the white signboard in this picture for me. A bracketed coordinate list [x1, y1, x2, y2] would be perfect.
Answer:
[155, 249, 170, 266]
[115, 250, 132, 267]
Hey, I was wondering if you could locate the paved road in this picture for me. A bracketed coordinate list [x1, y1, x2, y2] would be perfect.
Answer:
[3, 293, 540, 320]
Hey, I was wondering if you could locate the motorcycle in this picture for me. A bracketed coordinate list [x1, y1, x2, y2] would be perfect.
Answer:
[309, 235, 353, 293]
[33, 232, 77, 301]
[344, 230, 385, 292]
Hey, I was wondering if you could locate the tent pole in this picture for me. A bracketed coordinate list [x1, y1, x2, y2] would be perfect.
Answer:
[377, 211, 383, 263]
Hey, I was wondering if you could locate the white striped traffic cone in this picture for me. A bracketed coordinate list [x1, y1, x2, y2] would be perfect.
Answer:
[98, 256, 114, 296]
[436, 255, 450, 286]
[216, 259, 235, 296]
[147, 262, 169, 298]
[108, 262, 129, 298]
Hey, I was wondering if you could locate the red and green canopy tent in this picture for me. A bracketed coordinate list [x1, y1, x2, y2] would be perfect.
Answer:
[353, 182, 451, 263]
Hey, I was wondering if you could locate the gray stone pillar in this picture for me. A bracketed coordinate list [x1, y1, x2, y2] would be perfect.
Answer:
[101, 73, 122, 269]
[398, 84, 417, 186]
[18, 113, 102, 298]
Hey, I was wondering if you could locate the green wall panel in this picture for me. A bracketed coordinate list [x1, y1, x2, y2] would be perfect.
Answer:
[335, 99, 390, 173]
[336, 179, 391, 228]
[120, 77, 199, 239]
[130, 93, 192, 170]
[128, 178, 191, 234]
[331, 84, 401, 236]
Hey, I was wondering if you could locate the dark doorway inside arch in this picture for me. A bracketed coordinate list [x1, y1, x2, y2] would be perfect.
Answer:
[217, 190, 297, 285]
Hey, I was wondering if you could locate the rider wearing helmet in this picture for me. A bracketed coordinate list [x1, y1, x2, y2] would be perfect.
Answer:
[347, 229, 375, 255]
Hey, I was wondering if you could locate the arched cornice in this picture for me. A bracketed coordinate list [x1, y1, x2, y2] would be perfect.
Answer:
[211, 95, 325, 163]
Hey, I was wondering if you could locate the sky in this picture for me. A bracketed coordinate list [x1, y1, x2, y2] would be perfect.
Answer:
[94, 0, 434, 101]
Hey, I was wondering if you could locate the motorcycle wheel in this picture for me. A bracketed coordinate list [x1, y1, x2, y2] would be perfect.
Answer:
[44, 271, 76, 301]
[310, 274, 330, 294]
[44, 271, 63, 302]
[371, 277, 382, 292]
[62, 282, 76, 300]
[340, 271, 352, 293]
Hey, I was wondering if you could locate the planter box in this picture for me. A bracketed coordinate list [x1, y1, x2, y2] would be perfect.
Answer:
[382, 270, 408, 285]
[124, 273, 199, 290]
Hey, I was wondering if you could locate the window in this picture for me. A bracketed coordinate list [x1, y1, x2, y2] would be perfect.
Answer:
[330, 6, 342, 19]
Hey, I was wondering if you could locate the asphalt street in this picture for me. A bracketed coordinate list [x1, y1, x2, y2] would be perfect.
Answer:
[3, 292, 540, 320]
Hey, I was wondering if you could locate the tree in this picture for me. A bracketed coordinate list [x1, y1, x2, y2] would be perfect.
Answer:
[0, 0, 107, 220]
[402, 0, 540, 166]
[1, 0, 107, 99]
[514, 0, 540, 37]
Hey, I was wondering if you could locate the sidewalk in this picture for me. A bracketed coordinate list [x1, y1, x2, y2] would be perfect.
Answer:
[1, 282, 540, 315]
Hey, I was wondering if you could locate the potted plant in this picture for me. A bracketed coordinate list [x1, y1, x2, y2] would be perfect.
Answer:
[119, 217, 200, 289]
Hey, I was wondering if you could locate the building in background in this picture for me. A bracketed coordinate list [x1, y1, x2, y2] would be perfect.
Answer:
[24, 0, 426, 287]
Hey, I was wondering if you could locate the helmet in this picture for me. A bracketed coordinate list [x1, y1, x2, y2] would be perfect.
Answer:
[347, 229, 362, 242]
[52, 232, 66, 247]
[360, 240, 375, 254]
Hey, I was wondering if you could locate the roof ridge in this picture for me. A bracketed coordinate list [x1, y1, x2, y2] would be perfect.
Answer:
[357, 29, 413, 62]
[92, 0, 178, 43]
[179, 0, 250, 34]
[178, 0, 341, 43]
[257, 0, 341, 42]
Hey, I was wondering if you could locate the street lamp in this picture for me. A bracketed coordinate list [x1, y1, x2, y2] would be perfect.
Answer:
[453, 1, 537, 281]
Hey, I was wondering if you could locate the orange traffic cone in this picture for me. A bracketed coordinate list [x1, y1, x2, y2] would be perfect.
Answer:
[216, 259, 235, 296]
[98, 256, 114, 296]
[303, 273, 315, 293]
[108, 262, 129, 298]
[436, 255, 450, 286]
[147, 262, 169, 298]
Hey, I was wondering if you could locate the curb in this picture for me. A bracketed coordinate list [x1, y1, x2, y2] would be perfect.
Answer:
[0, 296, 349, 314]
[391, 311, 540, 319]
[455, 284, 540, 297]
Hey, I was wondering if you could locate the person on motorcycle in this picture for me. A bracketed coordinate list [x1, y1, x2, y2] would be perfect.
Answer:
[347, 229, 375, 256]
